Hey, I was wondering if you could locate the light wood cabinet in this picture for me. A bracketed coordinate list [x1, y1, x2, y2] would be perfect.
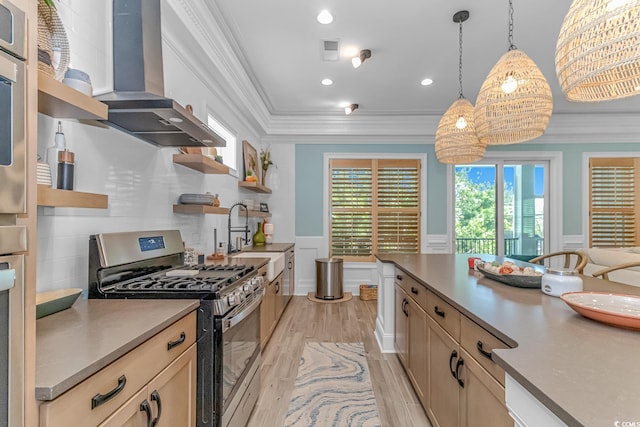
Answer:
[394, 285, 408, 366]
[99, 344, 196, 427]
[39, 312, 197, 427]
[261, 271, 284, 349]
[407, 298, 428, 407]
[395, 283, 428, 407]
[427, 317, 460, 427]
[458, 349, 512, 427]
[395, 268, 511, 427]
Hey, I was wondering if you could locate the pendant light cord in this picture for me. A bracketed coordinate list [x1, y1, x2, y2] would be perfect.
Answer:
[508, 0, 517, 50]
[458, 19, 464, 99]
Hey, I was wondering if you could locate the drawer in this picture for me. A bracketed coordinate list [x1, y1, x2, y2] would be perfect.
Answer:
[426, 290, 460, 340]
[460, 315, 509, 386]
[40, 311, 197, 427]
[395, 270, 428, 311]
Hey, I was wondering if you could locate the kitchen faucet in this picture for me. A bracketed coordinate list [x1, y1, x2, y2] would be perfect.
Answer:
[228, 202, 250, 254]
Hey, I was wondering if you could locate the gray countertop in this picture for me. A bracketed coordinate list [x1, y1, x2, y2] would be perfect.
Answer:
[36, 299, 199, 401]
[376, 253, 640, 427]
[240, 242, 294, 252]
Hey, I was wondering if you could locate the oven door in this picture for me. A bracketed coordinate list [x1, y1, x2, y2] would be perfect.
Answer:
[221, 290, 262, 423]
[0, 47, 26, 215]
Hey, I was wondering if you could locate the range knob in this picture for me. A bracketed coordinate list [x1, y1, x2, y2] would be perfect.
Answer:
[243, 283, 254, 292]
[227, 293, 237, 306]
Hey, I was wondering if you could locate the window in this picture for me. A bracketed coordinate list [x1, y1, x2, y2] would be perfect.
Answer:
[454, 161, 549, 258]
[207, 114, 237, 171]
[589, 157, 640, 247]
[329, 159, 420, 262]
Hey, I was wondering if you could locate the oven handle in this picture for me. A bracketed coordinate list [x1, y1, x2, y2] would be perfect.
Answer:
[223, 290, 263, 333]
[0, 269, 16, 291]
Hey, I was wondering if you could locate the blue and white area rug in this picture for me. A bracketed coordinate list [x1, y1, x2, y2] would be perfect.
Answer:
[285, 342, 381, 427]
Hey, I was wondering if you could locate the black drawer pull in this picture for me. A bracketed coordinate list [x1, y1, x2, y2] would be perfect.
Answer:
[411, 287, 419, 295]
[167, 332, 186, 350]
[140, 399, 153, 427]
[402, 299, 409, 317]
[449, 350, 458, 379]
[434, 306, 446, 318]
[456, 358, 465, 388]
[91, 375, 126, 409]
[477, 341, 493, 360]
[396, 275, 403, 281]
[150, 390, 162, 426]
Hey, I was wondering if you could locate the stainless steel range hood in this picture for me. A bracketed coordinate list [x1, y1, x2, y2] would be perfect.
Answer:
[96, 0, 224, 148]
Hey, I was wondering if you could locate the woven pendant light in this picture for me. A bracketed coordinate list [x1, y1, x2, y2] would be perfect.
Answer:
[556, 0, 640, 102]
[474, 0, 553, 145]
[435, 11, 485, 165]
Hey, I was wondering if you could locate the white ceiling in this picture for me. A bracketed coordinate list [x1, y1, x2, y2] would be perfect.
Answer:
[208, 0, 640, 120]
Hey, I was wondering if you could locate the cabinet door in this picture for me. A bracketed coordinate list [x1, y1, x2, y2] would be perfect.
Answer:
[146, 344, 197, 427]
[273, 273, 284, 321]
[394, 284, 408, 367]
[407, 300, 428, 407]
[428, 317, 460, 427]
[98, 388, 149, 427]
[459, 349, 511, 427]
[261, 279, 275, 348]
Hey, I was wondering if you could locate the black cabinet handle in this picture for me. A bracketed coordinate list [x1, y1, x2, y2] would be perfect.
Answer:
[449, 350, 458, 379]
[411, 287, 419, 295]
[275, 282, 280, 293]
[396, 275, 403, 281]
[167, 332, 186, 351]
[140, 399, 153, 427]
[402, 299, 409, 317]
[150, 390, 162, 426]
[91, 375, 126, 409]
[456, 358, 465, 388]
[476, 341, 493, 361]
[434, 306, 446, 318]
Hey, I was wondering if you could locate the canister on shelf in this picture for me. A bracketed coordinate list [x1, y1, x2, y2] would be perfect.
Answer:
[57, 149, 74, 190]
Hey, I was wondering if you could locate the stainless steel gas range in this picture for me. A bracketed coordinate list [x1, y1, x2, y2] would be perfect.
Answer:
[88, 230, 264, 427]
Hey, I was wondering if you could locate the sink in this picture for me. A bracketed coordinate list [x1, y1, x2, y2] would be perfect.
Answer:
[231, 252, 285, 281]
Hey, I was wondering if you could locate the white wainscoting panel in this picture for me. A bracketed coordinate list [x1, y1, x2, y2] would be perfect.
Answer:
[425, 234, 452, 253]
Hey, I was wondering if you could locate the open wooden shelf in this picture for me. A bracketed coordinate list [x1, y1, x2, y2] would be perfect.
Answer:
[38, 71, 108, 120]
[238, 181, 272, 194]
[239, 209, 271, 219]
[37, 185, 108, 209]
[173, 204, 230, 215]
[173, 204, 270, 218]
[172, 154, 230, 174]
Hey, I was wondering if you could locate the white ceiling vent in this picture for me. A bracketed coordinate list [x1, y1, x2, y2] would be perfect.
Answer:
[322, 40, 340, 61]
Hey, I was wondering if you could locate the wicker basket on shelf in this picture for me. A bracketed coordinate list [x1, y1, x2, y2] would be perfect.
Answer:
[359, 284, 377, 301]
[37, 0, 70, 80]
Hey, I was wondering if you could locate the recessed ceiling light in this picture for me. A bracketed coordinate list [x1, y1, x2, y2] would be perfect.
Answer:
[321, 78, 333, 86]
[421, 78, 434, 86]
[317, 10, 333, 24]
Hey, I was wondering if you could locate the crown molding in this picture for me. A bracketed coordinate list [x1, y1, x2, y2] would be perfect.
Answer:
[169, 2, 640, 144]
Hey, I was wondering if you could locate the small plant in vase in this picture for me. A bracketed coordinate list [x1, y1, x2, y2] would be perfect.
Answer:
[245, 170, 257, 182]
[260, 146, 276, 186]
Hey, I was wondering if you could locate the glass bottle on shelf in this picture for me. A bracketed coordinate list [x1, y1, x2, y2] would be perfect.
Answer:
[253, 221, 266, 245]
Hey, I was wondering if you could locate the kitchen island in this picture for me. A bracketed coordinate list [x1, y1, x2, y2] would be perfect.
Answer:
[376, 253, 640, 427]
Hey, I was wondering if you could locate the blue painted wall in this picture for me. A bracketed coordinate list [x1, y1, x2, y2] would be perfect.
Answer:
[295, 141, 640, 237]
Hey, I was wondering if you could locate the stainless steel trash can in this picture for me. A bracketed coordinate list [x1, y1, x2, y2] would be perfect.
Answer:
[315, 258, 343, 300]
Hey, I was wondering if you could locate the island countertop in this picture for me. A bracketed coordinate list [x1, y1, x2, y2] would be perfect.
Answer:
[36, 298, 200, 401]
[376, 253, 640, 427]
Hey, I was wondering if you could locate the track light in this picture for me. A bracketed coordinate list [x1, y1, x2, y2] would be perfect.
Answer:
[351, 49, 371, 68]
[344, 104, 358, 115]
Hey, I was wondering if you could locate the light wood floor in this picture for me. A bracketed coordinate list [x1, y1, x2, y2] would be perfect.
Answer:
[247, 295, 432, 427]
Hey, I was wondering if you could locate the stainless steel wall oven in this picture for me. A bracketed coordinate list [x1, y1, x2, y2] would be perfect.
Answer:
[0, 1, 26, 426]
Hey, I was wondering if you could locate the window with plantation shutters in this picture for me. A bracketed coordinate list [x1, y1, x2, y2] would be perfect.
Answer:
[330, 159, 421, 261]
[589, 157, 640, 247]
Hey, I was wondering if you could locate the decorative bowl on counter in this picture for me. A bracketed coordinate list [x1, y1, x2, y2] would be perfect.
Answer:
[36, 288, 82, 319]
[560, 292, 640, 331]
[476, 262, 544, 289]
